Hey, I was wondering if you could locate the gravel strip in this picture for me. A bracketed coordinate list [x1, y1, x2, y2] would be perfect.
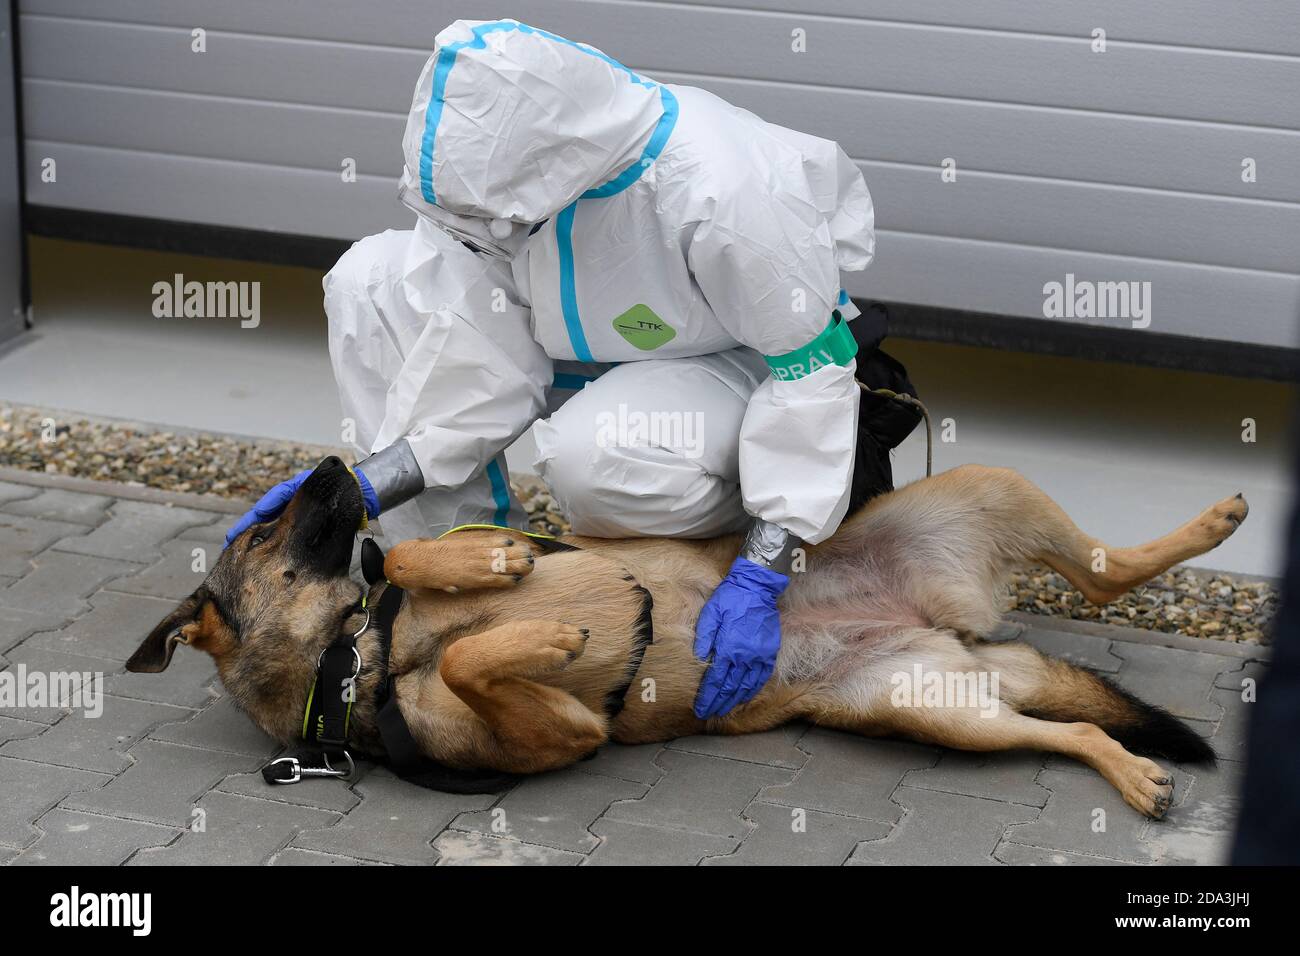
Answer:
[1010, 567, 1272, 645]
[0, 401, 1275, 643]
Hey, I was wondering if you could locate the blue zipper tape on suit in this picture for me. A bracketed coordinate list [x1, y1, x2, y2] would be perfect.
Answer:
[485, 459, 511, 529]
[419, 20, 678, 363]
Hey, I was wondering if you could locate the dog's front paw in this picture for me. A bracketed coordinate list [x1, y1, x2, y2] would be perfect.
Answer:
[498, 620, 590, 677]
[384, 535, 535, 592]
[539, 622, 590, 670]
[460, 536, 536, 591]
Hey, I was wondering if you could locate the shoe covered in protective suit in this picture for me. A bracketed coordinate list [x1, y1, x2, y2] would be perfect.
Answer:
[395, 18, 875, 545]
[846, 303, 923, 515]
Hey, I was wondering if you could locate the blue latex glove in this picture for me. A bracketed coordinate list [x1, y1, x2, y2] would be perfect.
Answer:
[224, 467, 379, 548]
[693, 557, 789, 719]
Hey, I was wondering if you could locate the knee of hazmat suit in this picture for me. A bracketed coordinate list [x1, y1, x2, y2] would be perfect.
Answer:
[396, 18, 876, 543]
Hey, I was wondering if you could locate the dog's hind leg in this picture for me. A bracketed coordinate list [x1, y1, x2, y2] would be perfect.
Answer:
[872, 699, 1178, 819]
[800, 626, 1205, 818]
[850, 464, 1248, 605]
[1000, 476, 1250, 604]
[970, 639, 1214, 764]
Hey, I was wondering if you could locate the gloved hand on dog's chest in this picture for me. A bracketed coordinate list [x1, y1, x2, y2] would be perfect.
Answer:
[224, 466, 380, 548]
[693, 557, 789, 719]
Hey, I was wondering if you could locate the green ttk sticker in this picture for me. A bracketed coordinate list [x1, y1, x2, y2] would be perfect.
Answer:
[612, 304, 676, 350]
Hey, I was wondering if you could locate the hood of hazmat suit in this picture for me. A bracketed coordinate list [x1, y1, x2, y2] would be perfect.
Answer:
[396, 19, 876, 543]
[399, 19, 667, 258]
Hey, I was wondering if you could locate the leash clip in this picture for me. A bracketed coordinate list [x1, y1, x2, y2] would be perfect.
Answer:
[265, 751, 357, 785]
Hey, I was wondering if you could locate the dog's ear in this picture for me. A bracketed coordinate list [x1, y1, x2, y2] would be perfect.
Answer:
[126, 590, 206, 673]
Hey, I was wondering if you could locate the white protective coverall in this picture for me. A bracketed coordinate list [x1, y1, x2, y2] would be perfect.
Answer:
[326, 19, 875, 546]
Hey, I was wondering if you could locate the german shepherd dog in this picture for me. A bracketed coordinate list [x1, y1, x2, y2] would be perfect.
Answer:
[128, 456, 1246, 818]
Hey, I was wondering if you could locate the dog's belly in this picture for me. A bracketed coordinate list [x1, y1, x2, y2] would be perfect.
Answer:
[532, 537, 732, 740]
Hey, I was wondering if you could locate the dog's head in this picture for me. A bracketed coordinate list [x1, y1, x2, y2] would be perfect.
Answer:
[127, 455, 366, 676]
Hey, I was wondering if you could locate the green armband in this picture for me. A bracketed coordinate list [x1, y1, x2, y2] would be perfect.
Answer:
[763, 312, 859, 381]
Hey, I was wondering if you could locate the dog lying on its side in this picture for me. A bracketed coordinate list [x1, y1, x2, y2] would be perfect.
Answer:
[128, 456, 1245, 818]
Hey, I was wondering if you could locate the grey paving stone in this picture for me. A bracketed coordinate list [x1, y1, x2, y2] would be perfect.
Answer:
[176, 518, 230, 546]
[0, 756, 109, 848]
[62, 738, 261, 828]
[434, 829, 583, 866]
[0, 604, 65, 655]
[271, 847, 384, 866]
[0, 714, 46, 745]
[26, 589, 179, 662]
[292, 766, 494, 866]
[902, 750, 1051, 808]
[54, 500, 213, 564]
[131, 789, 339, 865]
[666, 722, 810, 769]
[453, 767, 646, 852]
[1205, 660, 1265, 764]
[11, 808, 179, 865]
[602, 749, 793, 840]
[0, 643, 115, 724]
[0, 513, 91, 577]
[218, 763, 368, 814]
[574, 742, 666, 785]
[994, 842, 1138, 866]
[704, 801, 890, 866]
[149, 695, 278, 758]
[1019, 628, 1124, 673]
[586, 818, 737, 865]
[3, 488, 112, 525]
[0, 481, 40, 506]
[1206, 686, 1253, 763]
[1109, 642, 1225, 721]
[2, 694, 191, 774]
[848, 787, 1040, 866]
[1213, 659, 1268, 692]
[758, 728, 938, 823]
[1002, 767, 1193, 864]
[105, 538, 212, 602]
[106, 649, 220, 709]
[1144, 763, 1241, 866]
[0, 550, 137, 621]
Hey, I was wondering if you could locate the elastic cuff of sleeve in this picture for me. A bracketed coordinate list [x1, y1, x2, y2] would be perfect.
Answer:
[356, 440, 425, 514]
[763, 312, 859, 382]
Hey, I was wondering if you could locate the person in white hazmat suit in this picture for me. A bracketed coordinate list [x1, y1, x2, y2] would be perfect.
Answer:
[228, 20, 900, 719]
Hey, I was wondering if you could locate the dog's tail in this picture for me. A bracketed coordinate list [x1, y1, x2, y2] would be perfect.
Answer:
[987, 642, 1216, 764]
